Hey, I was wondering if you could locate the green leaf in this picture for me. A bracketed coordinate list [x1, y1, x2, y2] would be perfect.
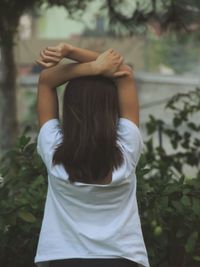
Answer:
[18, 211, 36, 223]
[160, 196, 168, 209]
[181, 195, 191, 207]
[173, 116, 182, 127]
[193, 256, 200, 262]
[25, 143, 36, 154]
[192, 198, 200, 216]
[164, 184, 181, 194]
[143, 183, 154, 193]
[183, 188, 190, 194]
[185, 232, 198, 254]
[146, 115, 159, 135]
[187, 122, 198, 131]
[140, 168, 151, 175]
[171, 201, 183, 213]
[18, 135, 31, 148]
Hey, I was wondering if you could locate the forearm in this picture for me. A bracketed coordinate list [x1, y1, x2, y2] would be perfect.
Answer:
[39, 61, 99, 88]
[67, 46, 130, 72]
[67, 45, 100, 63]
[115, 70, 139, 125]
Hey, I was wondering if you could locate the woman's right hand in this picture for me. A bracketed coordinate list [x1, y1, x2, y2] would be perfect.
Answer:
[92, 49, 131, 78]
[39, 43, 74, 66]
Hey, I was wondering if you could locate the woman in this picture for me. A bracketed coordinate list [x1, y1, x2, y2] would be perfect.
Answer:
[34, 44, 150, 267]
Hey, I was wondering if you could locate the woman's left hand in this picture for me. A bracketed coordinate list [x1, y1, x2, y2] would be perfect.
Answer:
[92, 49, 130, 78]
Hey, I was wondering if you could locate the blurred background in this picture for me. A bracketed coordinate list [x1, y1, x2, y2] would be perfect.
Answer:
[0, 1, 200, 267]
[0, 0, 200, 157]
[1, 0, 200, 159]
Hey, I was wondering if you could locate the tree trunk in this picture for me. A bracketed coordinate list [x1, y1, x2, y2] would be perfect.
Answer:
[0, 42, 18, 155]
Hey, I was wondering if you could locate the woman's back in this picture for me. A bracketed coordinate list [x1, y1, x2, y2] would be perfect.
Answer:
[34, 117, 149, 267]
[35, 45, 150, 267]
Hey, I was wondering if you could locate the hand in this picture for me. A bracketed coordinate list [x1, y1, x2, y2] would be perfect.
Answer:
[115, 64, 133, 78]
[92, 49, 130, 78]
[36, 43, 74, 68]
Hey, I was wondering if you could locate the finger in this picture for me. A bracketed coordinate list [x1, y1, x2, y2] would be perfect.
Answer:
[112, 52, 121, 61]
[35, 59, 48, 67]
[35, 59, 44, 65]
[113, 53, 123, 61]
[36, 59, 55, 68]
[118, 56, 124, 65]
[112, 50, 120, 56]
[40, 50, 46, 59]
[40, 50, 55, 61]
[44, 50, 61, 57]
[44, 56, 60, 63]
[40, 51, 60, 63]
[113, 58, 123, 66]
[43, 62, 55, 68]
[113, 71, 130, 77]
[108, 48, 114, 53]
[45, 46, 58, 52]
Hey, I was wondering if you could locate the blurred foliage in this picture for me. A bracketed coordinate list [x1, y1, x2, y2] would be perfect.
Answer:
[137, 88, 200, 267]
[145, 32, 200, 73]
[1, 0, 200, 42]
[1, 0, 200, 153]
[106, 0, 200, 35]
[0, 89, 200, 267]
[0, 129, 47, 267]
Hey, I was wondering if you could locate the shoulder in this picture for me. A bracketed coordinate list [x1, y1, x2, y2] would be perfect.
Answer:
[37, 119, 63, 166]
[38, 118, 61, 137]
[117, 118, 144, 169]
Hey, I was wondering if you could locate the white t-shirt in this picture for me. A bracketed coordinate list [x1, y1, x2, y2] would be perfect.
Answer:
[34, 118, 150, 267]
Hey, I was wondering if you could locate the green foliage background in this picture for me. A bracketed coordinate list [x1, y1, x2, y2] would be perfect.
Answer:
[144, 33, 200, 74]
[0, 89, 200, 267]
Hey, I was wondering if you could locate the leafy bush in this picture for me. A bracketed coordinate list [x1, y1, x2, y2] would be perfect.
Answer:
[137, 157, 200, 267]
[0, 89, 200, 267]
[0, 129, 47, 267]
[137, 88, 200, 267]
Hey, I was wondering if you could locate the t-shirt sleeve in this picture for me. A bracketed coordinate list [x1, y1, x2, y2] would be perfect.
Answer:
[117, 118, 144, 170]
[37, 119, 63, 170]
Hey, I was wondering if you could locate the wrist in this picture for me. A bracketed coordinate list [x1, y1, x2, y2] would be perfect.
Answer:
[63, 43, 74, 58]
[67, 44, 78, 58]
[90, 61, 102, 75]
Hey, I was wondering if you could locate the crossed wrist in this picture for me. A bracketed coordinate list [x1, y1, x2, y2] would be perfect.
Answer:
[63, 43, 74, 58]
[90, 61, 102, 75]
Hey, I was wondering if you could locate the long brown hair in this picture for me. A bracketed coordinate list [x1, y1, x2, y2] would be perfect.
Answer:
[53, 76, 123, 184]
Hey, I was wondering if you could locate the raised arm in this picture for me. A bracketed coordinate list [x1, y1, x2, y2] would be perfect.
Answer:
[37, 44, 138, 126]
[39, 43, 99, 67]
[66, 44, 99, 63]
[36, 62, 97, 127]
[37, 49, 125, 88]
[36, 49, 127, 128]
[38, 62, 99, 88]
[115, 66, 139, 126]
